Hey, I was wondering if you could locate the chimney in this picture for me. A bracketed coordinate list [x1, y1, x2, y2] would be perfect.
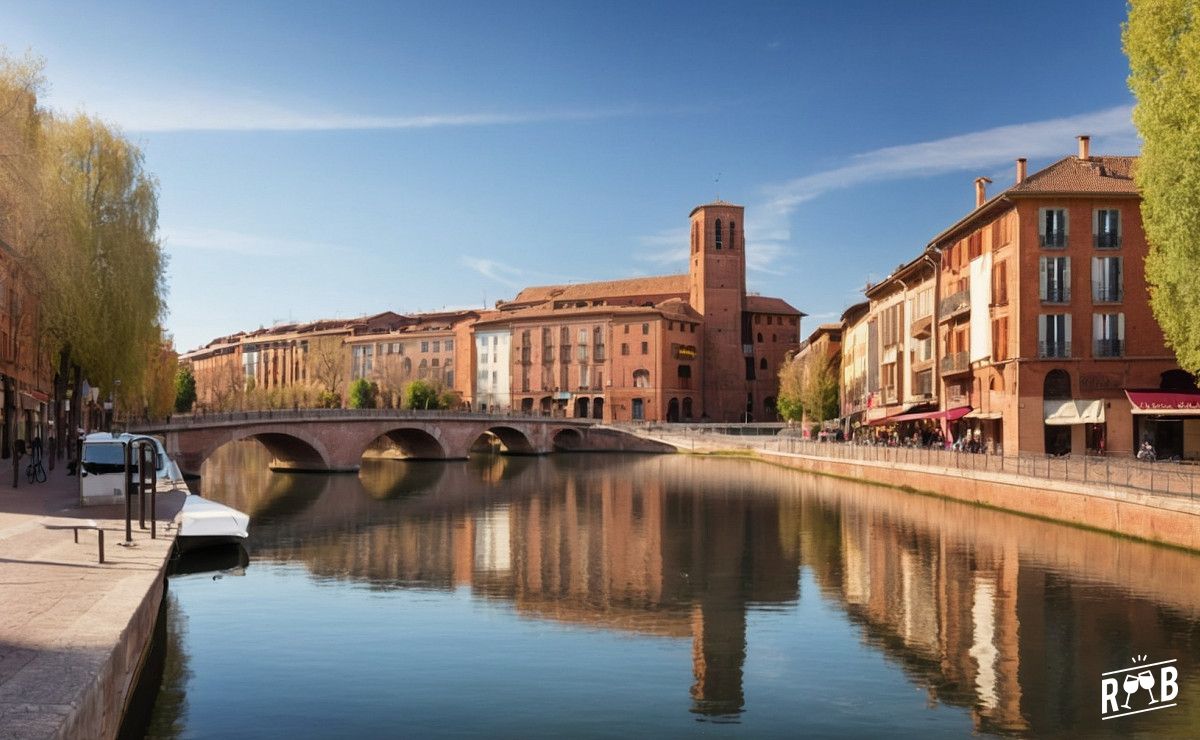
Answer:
[1077, 135, 1090, 160]
[1016, 158, 1027, 184]
[974, 177, 993, 208]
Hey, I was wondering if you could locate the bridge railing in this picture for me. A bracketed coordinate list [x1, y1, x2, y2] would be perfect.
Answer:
[129, 407, 598, 430]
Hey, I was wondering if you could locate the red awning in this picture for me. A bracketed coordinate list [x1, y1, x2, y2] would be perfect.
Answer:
[868, 406, 971, 425]
[1125, 390, 1200, 416]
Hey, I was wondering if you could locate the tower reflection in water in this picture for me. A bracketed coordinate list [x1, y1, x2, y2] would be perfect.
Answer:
[185, 443, 1200, 734]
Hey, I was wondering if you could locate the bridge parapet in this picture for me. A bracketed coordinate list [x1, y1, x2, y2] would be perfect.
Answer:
[131, 408, 596, 434]
[136, 410, 627, 476]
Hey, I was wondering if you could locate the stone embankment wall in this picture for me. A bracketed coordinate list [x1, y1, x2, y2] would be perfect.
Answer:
[756, 450, 1200, 552]
[59, 567, 168, 739]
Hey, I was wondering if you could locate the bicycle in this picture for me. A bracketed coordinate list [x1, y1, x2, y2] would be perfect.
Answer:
[25, 455, 47, 484]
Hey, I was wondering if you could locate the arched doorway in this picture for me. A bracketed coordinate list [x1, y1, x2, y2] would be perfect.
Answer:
[667, 398, 680, 423]
[682, 397, 693, 420]
[764, 396, 777, 420]
[520, 398, 534, 414]
[539, 396, 552, 415]
[1043, 369, 1072, 455]
[575, 397, 590, 419]
[592, 398, 604, 419]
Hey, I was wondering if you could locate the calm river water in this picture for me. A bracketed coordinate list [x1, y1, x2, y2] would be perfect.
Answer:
[136, 443, 1200, 738]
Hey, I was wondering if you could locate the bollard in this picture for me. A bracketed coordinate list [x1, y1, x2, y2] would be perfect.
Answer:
[138, 443, 148, 529]
[123, 441, 133, 544]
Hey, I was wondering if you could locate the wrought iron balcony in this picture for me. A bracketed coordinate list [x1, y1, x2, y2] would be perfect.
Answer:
[1038, 341, 1071, 359]
[1093, 282, 1123, 303]
[938, 290, 970, 322]
[1094, 232, 1121, 249]
[1040, 231, 1067, 248]
[939, 351, 970, 375]
[1094, 338, 1124, 358]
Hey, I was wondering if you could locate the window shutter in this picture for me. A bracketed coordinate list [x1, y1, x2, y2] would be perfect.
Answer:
[1093, 313, 1102, 342]
[1064, 314, 1072, 355]
[1063, 258, 1072, 301]
[1039, 258, 1048, 300]
[1062, 209, 1069, 238]
[1038, 315, 1046, 348]
[1114, 257, 1123, 296]
[1092, 209, 1099, 237]
[1092, 257, 1101, 301]
[1118, 313, 1125, 341]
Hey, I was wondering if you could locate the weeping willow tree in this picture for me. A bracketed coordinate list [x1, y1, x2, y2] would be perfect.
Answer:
[1, 48, 167, 439]
[39, 114, 167, 414]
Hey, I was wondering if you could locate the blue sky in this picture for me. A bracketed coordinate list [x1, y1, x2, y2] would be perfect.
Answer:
[2, 1, 1138, 352]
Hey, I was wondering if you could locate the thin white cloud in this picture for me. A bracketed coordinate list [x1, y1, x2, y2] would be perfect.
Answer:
[459, 256, 526, 289]
[46, 89, 642, 133]
[636, 227, 689, 266]
[761, 104, 1137, 216]
[162, 226, 346, 257]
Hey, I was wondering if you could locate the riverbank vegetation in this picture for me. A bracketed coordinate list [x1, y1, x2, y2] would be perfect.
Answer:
[1, 49, 171, 433]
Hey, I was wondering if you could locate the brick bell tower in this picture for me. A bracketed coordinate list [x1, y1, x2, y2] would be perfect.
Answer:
[688, 201, 748, 421]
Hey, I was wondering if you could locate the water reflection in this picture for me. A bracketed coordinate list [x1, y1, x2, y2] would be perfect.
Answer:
[147, 443, 1200, 736]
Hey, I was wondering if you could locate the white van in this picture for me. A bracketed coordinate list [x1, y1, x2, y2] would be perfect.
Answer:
[79, 432, 185, 506]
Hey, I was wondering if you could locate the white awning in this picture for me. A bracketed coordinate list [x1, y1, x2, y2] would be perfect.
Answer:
[965, 410, 1002, 420]
[1044, 399, 1105, 425]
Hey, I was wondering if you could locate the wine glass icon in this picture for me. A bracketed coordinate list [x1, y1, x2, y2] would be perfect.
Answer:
[1122, 673, 1141, 709]
[1139, 670, 1158, 704]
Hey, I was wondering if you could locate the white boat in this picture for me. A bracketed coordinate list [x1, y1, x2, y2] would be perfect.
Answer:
[176, 494, 251, 551]
[79, 432, 187, 506]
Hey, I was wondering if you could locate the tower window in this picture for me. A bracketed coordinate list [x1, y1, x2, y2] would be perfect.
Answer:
[715, 219, 723, 250]
[729, 220, 736, 249]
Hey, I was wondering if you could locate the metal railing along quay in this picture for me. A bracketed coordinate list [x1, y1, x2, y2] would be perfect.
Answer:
[626, 424, 1200, 503]
[764, 437, 1200, 501]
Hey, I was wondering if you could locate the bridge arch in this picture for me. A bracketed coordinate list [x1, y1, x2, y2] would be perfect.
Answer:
[552, 427, 584, 451]
[203, 430, 334, 474]
[365, 427, 448, 461]
[470, 425, 537, 456]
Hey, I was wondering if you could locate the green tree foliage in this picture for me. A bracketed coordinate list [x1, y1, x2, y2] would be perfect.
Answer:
[777, 357, 806, 422]
[348, 378, 377, 409]
[1125, 2, 1200, 373]
[777, 351, 839, 428]
[402, 379, 455, 410]
[1, 49, 167, 429]
[174, 364, 197, 413]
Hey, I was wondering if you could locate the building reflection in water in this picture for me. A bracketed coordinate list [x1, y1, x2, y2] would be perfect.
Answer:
[195, 442, 1200, 733]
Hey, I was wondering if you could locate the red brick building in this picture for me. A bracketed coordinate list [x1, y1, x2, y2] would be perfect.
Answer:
[480, 202, 804, 422]
[929, 137, 1185, 456]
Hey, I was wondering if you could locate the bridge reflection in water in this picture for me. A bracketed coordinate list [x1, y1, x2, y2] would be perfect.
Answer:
[155, 442, 1200, 736]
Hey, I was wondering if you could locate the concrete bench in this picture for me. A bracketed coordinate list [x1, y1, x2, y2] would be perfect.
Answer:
[42, 519, 105, 563]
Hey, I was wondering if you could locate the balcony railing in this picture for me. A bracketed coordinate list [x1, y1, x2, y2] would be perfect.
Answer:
[594, 346, 606, 362]
[1043, 285, 1070, 303]
[1039, 341, 1072, 358]
[1094, 232, 1121, 249]
[1093, 282, 1123, 303]
[1040, 231, 1067, 248]
[938, 290, 970, 321]
[1094, 338, 1124, 358]
[939, 351, 969, 375]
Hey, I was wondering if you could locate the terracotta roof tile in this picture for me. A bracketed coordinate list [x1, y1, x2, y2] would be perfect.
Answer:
[1008, 155, 1138, 195]
[745, 295, 804, 315]
[507, 274, 689, 306]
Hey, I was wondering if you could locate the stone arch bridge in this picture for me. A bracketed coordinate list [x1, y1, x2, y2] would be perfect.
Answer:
[131, 409, 670, 475]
